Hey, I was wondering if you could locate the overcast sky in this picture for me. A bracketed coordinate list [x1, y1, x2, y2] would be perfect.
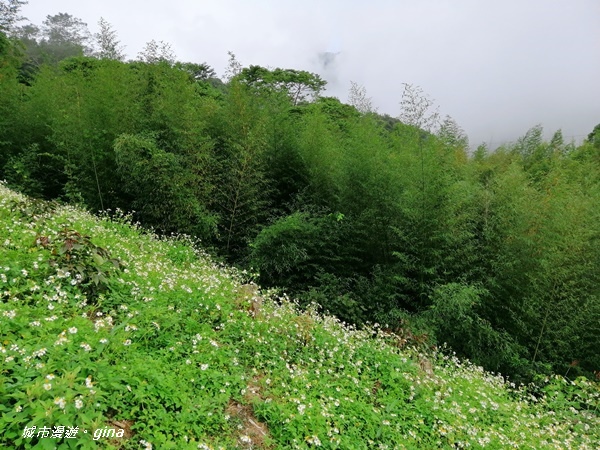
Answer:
[21, 0, 600, 147]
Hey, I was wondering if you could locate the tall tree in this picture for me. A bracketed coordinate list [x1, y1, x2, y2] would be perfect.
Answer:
[239, 65, 326, 106]
[137, 39, 175, 65]
[174, 61, 215, 81]
[438, 115, 469, 151]
[588, 123, 600, 148]
[94, 17, 125, 61]
[41, 13, 93, 57]
[0, 25, 23, 174]
[348, 81, 375, 114]
[208, 80, 271, 259]
[12, 12, 93, 69]
[270, 68, 325, 105]
[223, 50, 241, 82]
[399, 83, 439, 132]
[393, 84, 452, 307]
[0, 0, 27, 32]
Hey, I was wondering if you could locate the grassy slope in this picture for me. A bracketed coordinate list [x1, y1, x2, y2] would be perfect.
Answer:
[0, 182, 599, 450]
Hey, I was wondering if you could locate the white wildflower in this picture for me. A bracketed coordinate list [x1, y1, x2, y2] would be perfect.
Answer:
[80, 342, 92, 352]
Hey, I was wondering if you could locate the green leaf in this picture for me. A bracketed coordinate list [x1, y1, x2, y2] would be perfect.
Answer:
[92, 253, 105, 266]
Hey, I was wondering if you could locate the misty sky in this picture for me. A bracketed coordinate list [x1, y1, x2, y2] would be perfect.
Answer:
[21, 0, 600, 147]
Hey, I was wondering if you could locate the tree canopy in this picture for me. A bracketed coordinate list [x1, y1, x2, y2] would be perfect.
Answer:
[239, 65, 326, 105]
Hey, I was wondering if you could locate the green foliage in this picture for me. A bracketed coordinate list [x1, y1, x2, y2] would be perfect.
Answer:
[298, 272, 367, 325]
[137, 39, 175, 65]
[10, 12, 92, 72]
[2, 31, 599, 386]
[250, 211, 371, 324]
[0, 30, 24, 166]
[588, 123, 600, 148]
[93, 17, 124, 61]
[533, 374, 600, 416]
[40, 227, 124, 301]
[250, 212, 357, 287]
[423, 283, 527, 375]
[113, 133, 217, 239]
[174, 61, 216, 81]
[293, 106, 346, 207]
[1, 186, 599, 449]
[250, 212, 315, 286]
[3, 141, 55, 201]
[438, 115, 469, 151]
[208, 80, 272, 259]
[238, 65, 326, 105]
[388, 129, 472, 308]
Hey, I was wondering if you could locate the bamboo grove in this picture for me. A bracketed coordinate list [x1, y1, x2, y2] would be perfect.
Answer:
[1, 25, 599, 383]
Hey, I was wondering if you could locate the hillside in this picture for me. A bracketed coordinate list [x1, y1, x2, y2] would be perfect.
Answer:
[1, 182, 599, 450]
[3, 28, 600, 381]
